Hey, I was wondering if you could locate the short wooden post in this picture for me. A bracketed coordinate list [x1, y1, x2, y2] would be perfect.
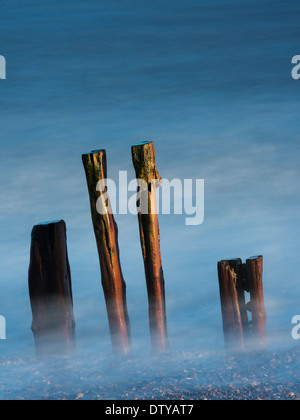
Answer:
[218, 256, 267, 352]
[131, 141, 168, 352]
[28, 220, 76, 356]
[246, 256, 267, 349]
[82, 150, 131, 354]
[218, 259, 245, 352]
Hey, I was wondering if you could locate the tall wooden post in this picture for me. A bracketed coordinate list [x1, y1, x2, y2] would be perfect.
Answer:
[246, 256, 267, 349]
[131, 141, 168, 352]
[82, 150, 131, 354]
[28, 220, 76, 356]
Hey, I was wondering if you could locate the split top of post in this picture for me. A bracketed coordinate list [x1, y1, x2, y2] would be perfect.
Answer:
[83, 149, 106, 155]
[82, 149, 106, 162]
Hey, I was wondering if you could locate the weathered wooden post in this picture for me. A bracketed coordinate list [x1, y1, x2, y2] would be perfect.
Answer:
[82, 149, 131, 354]
[246, 256, 267, 349]
[217, 259, 245, 352]
[28, 220, 76, 356]
[218, 256, 266, 352]
[131, 141, 168, 352]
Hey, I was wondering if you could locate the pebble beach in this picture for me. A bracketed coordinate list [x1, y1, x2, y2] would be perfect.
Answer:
[0, 347, 299, 400]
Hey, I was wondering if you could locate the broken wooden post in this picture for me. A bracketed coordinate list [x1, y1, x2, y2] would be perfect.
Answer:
[246, 256, 267, 349]
[131, 141, 168, 352]
[82, 149, 131, 354]
[218, 256, 266, 352]
[217, 259, 245, 352]
[28, 220, 76, 356]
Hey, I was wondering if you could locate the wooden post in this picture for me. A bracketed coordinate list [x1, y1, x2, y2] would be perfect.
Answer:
[131, 141, 168, 352]
[28, 220, 75, 356]
[246, 256, 267, 349]
[218, 256, 267, 352]
[82, 150, 131, 354]
[217, 259, 245, 352]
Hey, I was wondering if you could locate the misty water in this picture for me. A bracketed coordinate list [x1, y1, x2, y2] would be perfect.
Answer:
[0, 0, 299, 399]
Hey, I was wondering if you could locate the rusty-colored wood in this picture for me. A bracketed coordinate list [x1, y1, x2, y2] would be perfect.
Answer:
[218, 256, 267, 352]
[82, 150, 131, 354]
[246, 256, 267, 349]
[131, 141, 168, 352]
[218, 260, 245, 352]
[28, 220, 75, 356]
